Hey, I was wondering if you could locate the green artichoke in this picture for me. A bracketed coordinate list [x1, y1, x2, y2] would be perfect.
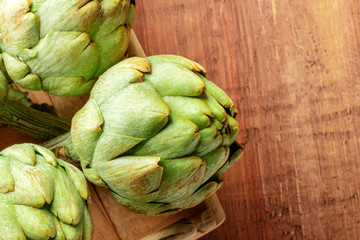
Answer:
[0, 143, 93, 239]
[45, 55, 243, 216]
[0, 0, 135, 97]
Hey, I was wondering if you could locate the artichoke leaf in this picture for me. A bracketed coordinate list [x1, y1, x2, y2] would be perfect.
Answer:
[2, 52, 28, 81]
[57, 158, 89, 201]
[0, 203, 26, 240]
[42, 76, 96, 97]
[95, 25, 131, 76]
[155, 157, 207, 203]
[0, 155, 55, 207]
[50, 166, 85, 226]
[27, 31, 100, 81]
[72, 99, 103, 163]
[163, 95, 213, 130]
[222, 133, 230, 146]
[111, 190, 171, 216]
[112, 56, 150, 73]
[100, 82, 170, 140]
[35, 0, 100, 37]
[60, 217, 84, 240]
[82, 206, 94, 240]
[146, 55, 206, 76]
[203, 91, 227, 122]
[34, 144, 57, 166]
[195, 124, 223, 156]
[211, 118, 223, 130]
[15, 73, 41, 91]
[0, 156, 15, 193]
[199, 147, 229, 185]
[215, 143, 244, 177]
[132, 113, 200, 159]
[0, 0, 40, 58]
[15, 204, 57, 240]
[168, 181, 221, 210]
[91, 0, 132, 41]
[91, 68, 144, 105]
[82, 167, 106, 188]
[54, 217, 66, 240]
[227, 114, 240, 146]
[1, 143, 36, 166]
[93, 131, 144, 163]
[94, 156, 163, 201]
[125, 2, 136, 28]
[200, 75, 237, 116]
[144, 62, 205, 97]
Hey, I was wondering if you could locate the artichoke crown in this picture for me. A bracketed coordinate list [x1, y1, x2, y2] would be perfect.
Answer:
[0, 0, 135, 97]
[0, 144, 92, 239]
[70, 55, 243, 216]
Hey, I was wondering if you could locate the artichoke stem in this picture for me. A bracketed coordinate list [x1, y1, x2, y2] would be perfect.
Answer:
[42, 132, 80, 162]
[0, 100, 71, 140]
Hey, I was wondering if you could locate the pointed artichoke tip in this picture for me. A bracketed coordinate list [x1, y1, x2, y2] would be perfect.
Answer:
[195, 62, 207, 77]
[231, 105, 239, 118]
[122, 57, 151, 74]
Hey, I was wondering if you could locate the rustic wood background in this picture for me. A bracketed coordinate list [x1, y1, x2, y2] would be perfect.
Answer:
[133, 0, 360, 239]
[1, 0, 360, 239]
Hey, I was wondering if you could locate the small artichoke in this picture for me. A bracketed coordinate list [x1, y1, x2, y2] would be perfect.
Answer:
[47, 55, 243, 216]
[0, 0, 135, 97]
[0, 144, 93, 239]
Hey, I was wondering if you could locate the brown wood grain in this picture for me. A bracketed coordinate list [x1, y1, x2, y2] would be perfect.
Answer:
[133, 0, 360, 239]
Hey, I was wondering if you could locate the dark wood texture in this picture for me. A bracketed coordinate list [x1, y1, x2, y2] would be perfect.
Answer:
[133, 0, 360, 239]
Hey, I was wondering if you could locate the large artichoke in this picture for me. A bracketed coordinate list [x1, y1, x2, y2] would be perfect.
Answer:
[45, 55, 243, 216]
[0, 0, 135, 97]
[0, 143, 93, 239]
[0, 0, 135, 139]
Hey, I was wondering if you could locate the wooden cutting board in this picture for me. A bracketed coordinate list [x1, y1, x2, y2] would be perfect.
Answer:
[0, 31, 226, 240]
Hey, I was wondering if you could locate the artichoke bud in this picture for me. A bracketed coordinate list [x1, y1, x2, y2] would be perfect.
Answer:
[0, 144, 93, 240]
[71, 55, 242, 216]
[0, 0, 136, 96]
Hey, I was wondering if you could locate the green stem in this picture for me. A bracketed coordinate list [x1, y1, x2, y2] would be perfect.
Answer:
[0, 100, 71, 140]
[43, 132, 80, 163]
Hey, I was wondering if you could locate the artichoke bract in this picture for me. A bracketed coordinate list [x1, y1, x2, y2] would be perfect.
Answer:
[0, 0, 135, 97]
[0, 144, 93, 239]
[46, 55, 243, 216]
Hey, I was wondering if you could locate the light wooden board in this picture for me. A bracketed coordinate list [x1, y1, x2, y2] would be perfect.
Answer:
[0, 31, 226, 240]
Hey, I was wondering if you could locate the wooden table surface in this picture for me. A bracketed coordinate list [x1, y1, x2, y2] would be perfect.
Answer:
[133, 0, 360, 239]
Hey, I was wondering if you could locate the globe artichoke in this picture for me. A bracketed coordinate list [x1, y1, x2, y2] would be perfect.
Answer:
[0, 143, 93, 239]
[45, 55, 244, 216]
[0, 0, 135, 97]
[0, 0, 135, 139]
